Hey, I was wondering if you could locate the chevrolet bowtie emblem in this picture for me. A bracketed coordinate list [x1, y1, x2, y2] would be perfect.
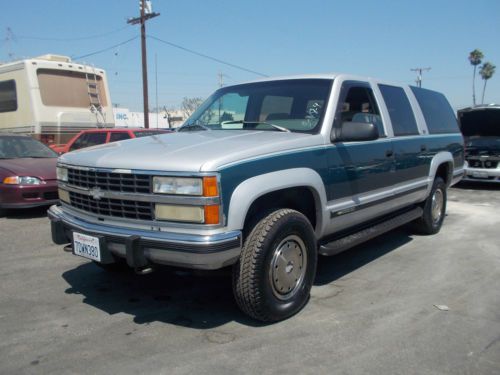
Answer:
[89, 187, 104, 200]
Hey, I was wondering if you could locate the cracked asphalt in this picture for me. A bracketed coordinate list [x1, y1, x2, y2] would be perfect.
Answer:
[0, 181, 499, 374]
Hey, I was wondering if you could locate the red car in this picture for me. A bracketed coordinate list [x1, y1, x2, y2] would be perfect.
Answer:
[50, 128, 171, 154]
[0, 134, 58, 213]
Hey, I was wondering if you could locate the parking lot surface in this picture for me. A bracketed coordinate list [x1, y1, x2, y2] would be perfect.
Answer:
[1, 182, 499, 374]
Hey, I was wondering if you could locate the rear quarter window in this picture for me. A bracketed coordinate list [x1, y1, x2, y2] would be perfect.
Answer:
[379, 84, 419, 136]
[410, 87, 459, 134]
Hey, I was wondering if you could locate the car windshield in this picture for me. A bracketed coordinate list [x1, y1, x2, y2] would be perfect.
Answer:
[181, 79, 332, 134]
[0, 136, 58, 159]
[466, 136, 500, 152]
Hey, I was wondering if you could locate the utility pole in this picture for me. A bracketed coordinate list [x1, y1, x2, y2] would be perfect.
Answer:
[127, 0, 160, 128]
[218, 72, 229, 88]
[410, 67, 431, 88]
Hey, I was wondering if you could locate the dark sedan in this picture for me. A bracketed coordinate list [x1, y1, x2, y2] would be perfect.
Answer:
[0, 134, 58, 213]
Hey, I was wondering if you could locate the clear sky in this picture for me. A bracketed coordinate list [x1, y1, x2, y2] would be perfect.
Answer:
[1, 0, 499, 111]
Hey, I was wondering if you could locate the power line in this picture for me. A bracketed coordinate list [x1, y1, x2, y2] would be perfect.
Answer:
[16, 25, 131, 42]
[148, 35, 268, 77]
[72, 36, 139, 60]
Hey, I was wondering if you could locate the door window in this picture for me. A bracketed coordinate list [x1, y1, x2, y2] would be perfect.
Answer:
[337, 83, 384, 137]
[109, 132, 131, 142]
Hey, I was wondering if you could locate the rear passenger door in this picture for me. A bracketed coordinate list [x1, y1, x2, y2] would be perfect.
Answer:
[378, 84, 428, 187]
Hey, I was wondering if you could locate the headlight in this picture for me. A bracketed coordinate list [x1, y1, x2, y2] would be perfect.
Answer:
[56, 166, 68, 182]
[3, 176, 42, 185]
[153, 177, 203, 195]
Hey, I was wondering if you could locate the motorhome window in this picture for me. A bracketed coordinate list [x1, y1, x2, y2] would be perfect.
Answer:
[0, 80, 18, 113]
[378, 84, 418, 136]
[410, 86, 459, 134]
[37, 69, 107, 108]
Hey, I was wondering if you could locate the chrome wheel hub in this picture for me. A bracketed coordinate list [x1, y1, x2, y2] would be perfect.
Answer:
[431, 188, 444, 224]
[269, 235, 307, 300]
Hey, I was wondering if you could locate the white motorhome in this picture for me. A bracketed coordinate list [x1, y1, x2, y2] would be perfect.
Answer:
[0, 54, 114, 144]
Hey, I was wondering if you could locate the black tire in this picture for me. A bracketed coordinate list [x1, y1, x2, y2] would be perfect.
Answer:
[232, 209, 317, 322]
[412, 177, 447, 235]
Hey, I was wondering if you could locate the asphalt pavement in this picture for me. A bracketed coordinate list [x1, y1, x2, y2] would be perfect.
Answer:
[0, 182, 499, 374]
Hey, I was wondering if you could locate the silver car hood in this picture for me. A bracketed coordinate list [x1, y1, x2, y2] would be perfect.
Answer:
[59, 131, 325, 172]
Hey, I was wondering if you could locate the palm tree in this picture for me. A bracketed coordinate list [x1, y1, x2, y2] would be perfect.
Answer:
[469, 49, 484, 106]
[479, 62, 496, 104]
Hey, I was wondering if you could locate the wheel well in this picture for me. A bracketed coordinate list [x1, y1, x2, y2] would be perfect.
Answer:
[243, 187, 317, 235]
[435, 162, 452, 186]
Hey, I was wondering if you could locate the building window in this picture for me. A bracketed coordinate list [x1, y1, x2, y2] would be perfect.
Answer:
[0, 80, 18, 113]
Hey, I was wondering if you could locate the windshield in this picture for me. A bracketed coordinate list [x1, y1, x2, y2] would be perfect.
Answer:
[465, 136, 500, 152]
[0, 136, 58, 159]
[182, 79, 332, 133]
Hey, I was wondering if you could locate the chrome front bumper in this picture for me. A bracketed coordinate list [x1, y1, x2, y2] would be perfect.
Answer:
[48, 205, 242, 270]
[463, 167, 500, 182]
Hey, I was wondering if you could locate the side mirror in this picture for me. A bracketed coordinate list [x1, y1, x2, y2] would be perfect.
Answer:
[334, 122, 379, 142]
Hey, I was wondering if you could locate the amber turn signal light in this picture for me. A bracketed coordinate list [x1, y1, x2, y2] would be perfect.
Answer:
[203, 176, 218, 197]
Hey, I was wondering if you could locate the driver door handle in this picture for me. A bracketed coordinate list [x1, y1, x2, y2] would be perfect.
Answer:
[385, 149, 394, 158]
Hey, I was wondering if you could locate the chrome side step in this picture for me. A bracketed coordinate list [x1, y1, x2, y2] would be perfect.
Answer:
[319, 207, 423, 256]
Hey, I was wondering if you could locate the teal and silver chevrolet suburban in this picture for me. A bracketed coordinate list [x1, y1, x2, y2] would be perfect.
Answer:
[49, 74, 464, 322]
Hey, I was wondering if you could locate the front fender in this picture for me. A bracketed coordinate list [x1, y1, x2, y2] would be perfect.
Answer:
[225, 168, 327, 235]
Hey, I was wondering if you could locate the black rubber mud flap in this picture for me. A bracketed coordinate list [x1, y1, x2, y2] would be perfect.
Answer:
[125, 235, 148, 268]
[51, 219, 70, 245]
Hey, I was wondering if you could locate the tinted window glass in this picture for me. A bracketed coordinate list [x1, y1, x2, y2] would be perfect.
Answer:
[0, 136, 57, 159]
[379, 84, 418, 136]
[0, 80, 18, 113]
[69, 134, 90, 151]
[410, 87, 459, 134]
[69, 132, 107, 151]
[109, 132, 131, 142]
[339, 84, 384, 137]
[85, 133, 107, 147]
[184, 79, 332, 133]
[133, 130, 167, 137]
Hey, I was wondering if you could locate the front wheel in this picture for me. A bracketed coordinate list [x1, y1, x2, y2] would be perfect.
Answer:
[232, 209, 317, 322]
[412, 177, 447, 235]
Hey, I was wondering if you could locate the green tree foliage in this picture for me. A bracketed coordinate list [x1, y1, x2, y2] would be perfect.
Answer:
[479, 62, 496, 104]
[469, 49, 484, 105]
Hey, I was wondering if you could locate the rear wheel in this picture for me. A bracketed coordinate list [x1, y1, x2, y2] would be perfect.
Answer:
[232, 209, 317, 322]
[412, 177, 447, 235]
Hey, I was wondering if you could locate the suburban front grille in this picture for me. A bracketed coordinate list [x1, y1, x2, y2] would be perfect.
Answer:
[69, 191, 154, 221]
[67, 169, 151, 193]
[467, 159, 499, 169]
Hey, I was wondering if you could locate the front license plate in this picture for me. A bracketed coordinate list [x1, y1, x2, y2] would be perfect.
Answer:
[472, 171, 489, 179]
[73, 232, 101, 262]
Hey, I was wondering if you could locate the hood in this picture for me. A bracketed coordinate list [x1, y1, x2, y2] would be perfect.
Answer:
[59, 131, 324, 172]
[0, 157, 57, 180]
[458, 107, 500, 137]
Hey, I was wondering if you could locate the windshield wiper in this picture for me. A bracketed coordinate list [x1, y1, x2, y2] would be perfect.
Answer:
[221, 120, 291, 133]
[178, 121, 210, 132]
